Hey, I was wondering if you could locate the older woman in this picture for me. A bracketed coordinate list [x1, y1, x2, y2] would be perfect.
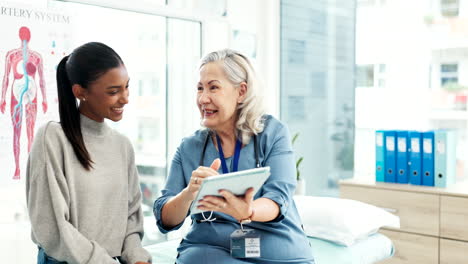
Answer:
[153, 49, 314, 264]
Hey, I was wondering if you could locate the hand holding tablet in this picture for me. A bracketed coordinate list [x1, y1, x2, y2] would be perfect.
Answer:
[190, 166, 271, 215]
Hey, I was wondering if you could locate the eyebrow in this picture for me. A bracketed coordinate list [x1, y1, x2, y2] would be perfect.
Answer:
[106, 79, 130, 89]
[198, 80, 220, 85]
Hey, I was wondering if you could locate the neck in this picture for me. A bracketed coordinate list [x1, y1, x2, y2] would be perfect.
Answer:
[213, 123, 238, 158]
[216, 129, 236, 145]
[79, 113, 109, 136]
[215, 122, 237, 145]
[79, 104, 104, 123]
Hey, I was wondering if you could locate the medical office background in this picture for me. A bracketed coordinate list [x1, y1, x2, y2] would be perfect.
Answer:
[0, 0, 466, 262]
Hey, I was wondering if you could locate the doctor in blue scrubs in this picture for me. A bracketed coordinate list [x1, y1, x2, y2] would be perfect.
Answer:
[153, 49, 315, 264]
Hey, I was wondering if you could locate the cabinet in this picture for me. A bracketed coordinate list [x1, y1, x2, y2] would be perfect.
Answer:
[339, 179, 468, 264]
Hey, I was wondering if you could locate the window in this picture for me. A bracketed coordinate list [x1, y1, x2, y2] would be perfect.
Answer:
[355, 1, 468, 184]
[356, 64, 386, 88]
[376, 64, 386, 88]
[441, 63, 458, 86]
[356, 65, 374, 87]
[167, 0, 227, 16]
[357, 0, 386, 7]
[358, 0, 376, 7]
[441, 0, 459, 17]
[281, 0, 356, 196]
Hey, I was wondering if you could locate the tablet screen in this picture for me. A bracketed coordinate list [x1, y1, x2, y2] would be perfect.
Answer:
[190, 166, 270, 215]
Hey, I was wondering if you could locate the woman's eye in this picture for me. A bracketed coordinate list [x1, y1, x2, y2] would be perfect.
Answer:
[210, 86, 218, 90]
[197, 86, 203, 91]
[109, 90, 118, 95]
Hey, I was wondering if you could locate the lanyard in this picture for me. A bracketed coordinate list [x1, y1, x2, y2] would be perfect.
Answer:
[216, 134, 242, 173]
[199, 131, 260, 168]
[197, 131, 260, 222]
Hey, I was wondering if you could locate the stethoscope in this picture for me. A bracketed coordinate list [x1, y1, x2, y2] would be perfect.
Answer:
[198, 130, 261, 168]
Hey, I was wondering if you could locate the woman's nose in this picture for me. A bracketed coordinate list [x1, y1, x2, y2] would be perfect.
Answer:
[120, 90, 129, 104]
[198, 91, 210, 104]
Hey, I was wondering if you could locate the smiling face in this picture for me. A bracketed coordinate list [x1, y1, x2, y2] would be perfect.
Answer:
[197, 62, 246, 132]
[74, 65, 130, 122]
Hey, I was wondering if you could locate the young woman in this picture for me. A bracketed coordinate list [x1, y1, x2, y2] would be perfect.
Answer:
[26, 42, 151, 264]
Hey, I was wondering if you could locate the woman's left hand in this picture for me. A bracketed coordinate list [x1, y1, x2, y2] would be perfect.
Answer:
[197, 187, 255, 221]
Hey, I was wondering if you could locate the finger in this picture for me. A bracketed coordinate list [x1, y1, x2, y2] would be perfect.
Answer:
[199, 166, 220, 175]
[191, 173, 210, 183]
[197, 201, 220, 211]
[198, 199, 217, 208]
[196, 205, 212, 212]
[191, 172, 208, 181]
[192, 167, 219, 179]
[244, 187, 255, 202]
[190, 177, 200, 185]
[219, 189, 236, 202]
[210, 158, 221, 171]
[198, 201, 226, 211]
[202, 196, 226, 207]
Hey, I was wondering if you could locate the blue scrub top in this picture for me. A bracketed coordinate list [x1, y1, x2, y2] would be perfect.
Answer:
[154, 115, 315, 264]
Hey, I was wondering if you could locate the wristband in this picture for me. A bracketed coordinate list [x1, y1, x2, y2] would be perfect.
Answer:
[239, 208, 255, 224]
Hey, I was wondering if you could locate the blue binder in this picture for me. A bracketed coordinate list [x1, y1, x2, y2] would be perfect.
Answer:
[434, 130, 456, 188]
[409, 131, 422, 185]
[422, 131, 435, 186]
[396, 131, 410, 184]
[375, 130, 386, 182]
[384, 131, 397, 183]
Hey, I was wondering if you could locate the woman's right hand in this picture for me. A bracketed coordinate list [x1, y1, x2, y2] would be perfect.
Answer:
[184, 158, 221, 201]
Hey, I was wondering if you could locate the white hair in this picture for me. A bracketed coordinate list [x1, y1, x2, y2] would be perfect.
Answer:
[200, 49, 266, 145]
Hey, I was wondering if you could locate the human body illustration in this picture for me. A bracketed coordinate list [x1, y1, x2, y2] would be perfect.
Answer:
[1, 26, 47, 179]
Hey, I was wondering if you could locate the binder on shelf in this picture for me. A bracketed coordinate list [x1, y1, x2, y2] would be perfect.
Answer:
[409, 131, 422, 185]
[384, 131, 397, 183]
[396, 131, 410, 184]
[375, 130, 386, 182]
[434, 130, 456, 188]
[422, 131, 435, 187]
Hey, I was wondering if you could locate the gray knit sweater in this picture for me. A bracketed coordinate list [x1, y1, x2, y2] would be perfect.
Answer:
[26, 114, 151, 264]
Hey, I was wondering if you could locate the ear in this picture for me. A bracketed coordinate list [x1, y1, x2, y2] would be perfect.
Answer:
[72, 84, 87, 101]
[237, 82, 248, 103]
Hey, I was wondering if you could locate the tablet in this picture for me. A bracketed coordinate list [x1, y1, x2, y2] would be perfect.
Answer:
[189, 166, 271, 215]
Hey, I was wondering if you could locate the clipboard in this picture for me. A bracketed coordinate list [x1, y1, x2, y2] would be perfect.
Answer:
[189, 166, 271, 215]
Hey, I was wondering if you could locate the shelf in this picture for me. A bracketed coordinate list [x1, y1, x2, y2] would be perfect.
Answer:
[339, 178, 468, 198]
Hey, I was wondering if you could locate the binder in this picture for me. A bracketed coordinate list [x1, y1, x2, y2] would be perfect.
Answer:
[384, 131, 397, 183]
[422, 131, 435, 187]
[434, 130, 456, 188]
[408, 131, 422, 185]
[396, 131, 410, 184]
[375, 130, 386, 182]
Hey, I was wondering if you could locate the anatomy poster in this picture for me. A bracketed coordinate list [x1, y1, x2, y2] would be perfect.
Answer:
[0, 3, 72, 181]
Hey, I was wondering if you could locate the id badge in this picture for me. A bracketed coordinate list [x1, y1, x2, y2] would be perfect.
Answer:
[230, 229, 261, 258]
